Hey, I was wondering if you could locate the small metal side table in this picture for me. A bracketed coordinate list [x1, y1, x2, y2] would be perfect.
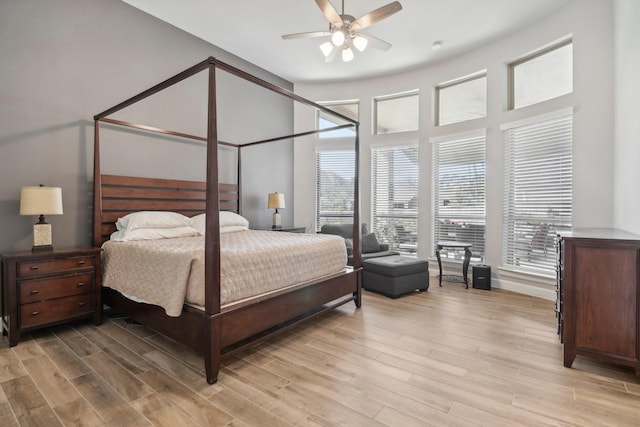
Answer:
[435, 241, 472, 288]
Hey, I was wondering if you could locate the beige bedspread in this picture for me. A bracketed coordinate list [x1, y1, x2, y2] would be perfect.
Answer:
[101, 230, 347, 316]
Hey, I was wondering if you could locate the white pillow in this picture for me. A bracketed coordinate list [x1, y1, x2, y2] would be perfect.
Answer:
[116, 211, 191, 231]
[190, 212, 249, 235]
[110, 226, 200, 242]
[220, 225, 248, 234]
[220, 211, 249, 228]
[190, 213, 206, 235]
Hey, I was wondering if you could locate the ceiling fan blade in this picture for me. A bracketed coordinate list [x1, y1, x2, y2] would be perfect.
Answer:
[282, 31, 331, 40]
[355, 33, 392, 51]
[351, 1, 403, 31]
[315, 0, 342, 24]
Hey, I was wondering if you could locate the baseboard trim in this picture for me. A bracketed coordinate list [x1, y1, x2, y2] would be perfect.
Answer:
[492, 277, 556, 301]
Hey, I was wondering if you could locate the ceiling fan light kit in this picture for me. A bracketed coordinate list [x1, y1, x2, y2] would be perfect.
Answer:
[283, 0, 402, 63]
[342, 45, 354, 62]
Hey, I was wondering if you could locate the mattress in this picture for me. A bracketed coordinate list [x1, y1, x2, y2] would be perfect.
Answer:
[101, 230, 348, 316]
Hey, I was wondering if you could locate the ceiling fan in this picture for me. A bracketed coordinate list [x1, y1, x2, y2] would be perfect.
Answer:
[282, 0, 403, 63]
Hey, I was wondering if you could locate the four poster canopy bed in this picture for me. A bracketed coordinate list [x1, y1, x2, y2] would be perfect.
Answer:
[92, 57, 362, 384]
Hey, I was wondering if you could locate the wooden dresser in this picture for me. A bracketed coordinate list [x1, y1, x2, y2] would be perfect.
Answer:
[557, 228, 640, 375]
[1, 247, 102, 346]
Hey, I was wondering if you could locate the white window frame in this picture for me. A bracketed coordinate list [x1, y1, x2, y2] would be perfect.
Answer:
[501, 108, 573, 275]
[373, 90, 419, 135]
[317, 100, 359, 139]
[435, 71, 487, 126]
[315, 149, 356, 231]
[371, 143, 419, 256]
[509, 38, 573, 110]
[431, 130, 486, 263]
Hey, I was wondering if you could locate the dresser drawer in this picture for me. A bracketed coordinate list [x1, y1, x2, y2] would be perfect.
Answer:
[17, 255, 95, 277]
[19, 273, 94, 304]
[20, 294, 95, 328]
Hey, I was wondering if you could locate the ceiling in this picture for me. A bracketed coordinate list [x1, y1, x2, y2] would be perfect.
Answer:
[122, 0, 571, 83]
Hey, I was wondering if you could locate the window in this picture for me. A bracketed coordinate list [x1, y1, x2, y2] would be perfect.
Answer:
[374, 91, 419, 135]
[371, 145, 419, 255]
[432, 132, 486, 263]
[317, 101, 358, 138]
[502, 110, 573, 274]
[436, 72, 487, 126]
[510, 40, 573, 109]
[316, 151, 355, 231]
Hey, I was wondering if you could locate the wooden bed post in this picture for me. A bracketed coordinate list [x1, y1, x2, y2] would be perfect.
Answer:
[237, 146, 242, 214]
[93, 120, 102, 248]
[92, 57, 362, 385]
[204, 59, 222, 384]
[352, 123, 362, 308]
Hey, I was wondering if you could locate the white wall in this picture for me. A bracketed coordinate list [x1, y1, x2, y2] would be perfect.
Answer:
[613, 0, 640, 233]
[293, 0, 615, 299]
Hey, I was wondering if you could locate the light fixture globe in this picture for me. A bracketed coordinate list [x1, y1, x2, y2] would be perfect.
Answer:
[320, 41, 334, 57]
[342, 46, 354, 62]
[331, 29, 346, 46]
[353, 35, 368, 52]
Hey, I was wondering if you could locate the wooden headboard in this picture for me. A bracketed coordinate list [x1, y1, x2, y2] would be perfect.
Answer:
[96, 174, 239, 245]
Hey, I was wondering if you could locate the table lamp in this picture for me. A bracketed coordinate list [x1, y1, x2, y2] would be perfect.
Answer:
[268, 192, 285, 229]
[20, 185, 63, 251]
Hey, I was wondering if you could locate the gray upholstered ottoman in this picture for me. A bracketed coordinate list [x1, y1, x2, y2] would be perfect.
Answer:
[362, 255, 429, 298]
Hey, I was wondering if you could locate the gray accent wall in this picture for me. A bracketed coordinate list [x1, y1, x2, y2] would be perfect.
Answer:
[0, 0, 294, 252]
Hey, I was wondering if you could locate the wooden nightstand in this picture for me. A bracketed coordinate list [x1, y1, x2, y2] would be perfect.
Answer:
[1, 247, 102, 346]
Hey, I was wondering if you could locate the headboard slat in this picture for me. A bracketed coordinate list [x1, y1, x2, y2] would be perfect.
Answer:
[98, 174, 239, 244]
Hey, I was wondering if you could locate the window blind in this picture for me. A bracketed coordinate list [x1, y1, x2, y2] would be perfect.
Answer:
[371, 145, 419, 255]
[503, 113, 573, 274]
[432, 133, 486, 261]
[316, 151, 355, 231]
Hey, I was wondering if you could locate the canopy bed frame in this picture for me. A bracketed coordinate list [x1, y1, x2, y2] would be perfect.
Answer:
[92, 57, 361, 384]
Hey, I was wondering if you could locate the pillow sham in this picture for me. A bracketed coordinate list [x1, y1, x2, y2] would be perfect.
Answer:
[190, 213, 206, 235]
[110, 226, 200, 242]
[116, 211, 191, 231]
[220, 211, 249, 228]
[220, 225, 248, 234]
[190, 212, 249, 235]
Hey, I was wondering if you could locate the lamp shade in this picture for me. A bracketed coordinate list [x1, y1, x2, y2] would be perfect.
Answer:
[268, 192, 285, 210]
[20, 186, 63, 216]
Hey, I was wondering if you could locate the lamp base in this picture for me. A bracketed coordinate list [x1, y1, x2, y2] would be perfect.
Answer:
[32, 245, 54, 252]
[33, 223, 53, 250]
[272, 211, 281, 229]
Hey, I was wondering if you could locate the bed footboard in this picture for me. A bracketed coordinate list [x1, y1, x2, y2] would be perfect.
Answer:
[103, 268, 360, 384]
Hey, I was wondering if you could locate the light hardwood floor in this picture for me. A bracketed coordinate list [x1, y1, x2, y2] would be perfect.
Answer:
[1, 279, 639, 426]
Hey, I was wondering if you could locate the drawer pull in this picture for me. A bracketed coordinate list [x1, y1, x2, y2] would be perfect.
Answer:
[78, 302, 85, 306]
[31, 311, 40, 316]
[76, 260, 85, 265]
[30, 266, 39, 270]
[76, 282, 85, 287]
[30, 289, 39, 294]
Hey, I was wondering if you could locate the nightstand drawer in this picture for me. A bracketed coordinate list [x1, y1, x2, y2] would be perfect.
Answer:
[19, 273, 94, 303]
[20, 294, 95, 328]
[17, 255, 95, 277]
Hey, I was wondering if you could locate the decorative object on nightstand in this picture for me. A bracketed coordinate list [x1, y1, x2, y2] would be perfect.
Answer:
[268, 192, 285, 229]
[0, 247, 102, 346]
[20, 185, 63, 251]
